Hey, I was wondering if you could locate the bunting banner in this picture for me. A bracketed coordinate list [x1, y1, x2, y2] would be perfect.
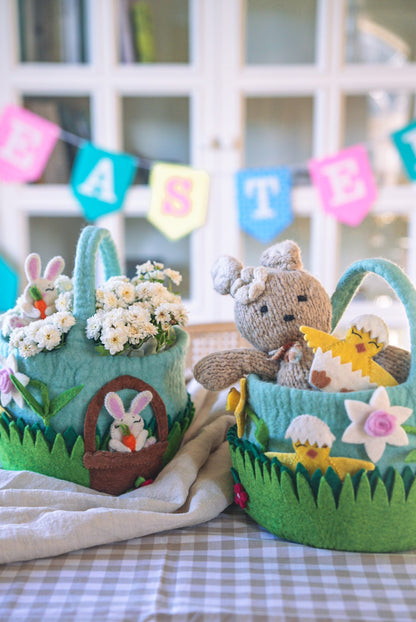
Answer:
[1, 103, 416, 242]
[0, 254, 18, 313]
[235, 167, 293, 243]
[391, 120, 416, 181]
[147, 163, 210, 241]
[70, 142, 136, 221]
[0, 105, 59, 182]
[308, 144, 377, 227]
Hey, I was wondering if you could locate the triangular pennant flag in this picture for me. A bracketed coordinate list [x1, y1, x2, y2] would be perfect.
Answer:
[0, 105, 60, 182]
[71, 143, 136, 221]
[308, 144, 377, 227]
[391, 120, 416, 181]
[0, 254, 18, 312]
[147, 163, 209, 240]
[235, 167, 293, 243]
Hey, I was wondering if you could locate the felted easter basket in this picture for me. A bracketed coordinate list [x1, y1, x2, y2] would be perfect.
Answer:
[229, 258, 416, 552]
[0, 226, 193, 493]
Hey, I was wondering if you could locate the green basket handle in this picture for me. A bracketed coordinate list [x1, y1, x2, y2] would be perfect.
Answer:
[331, 258, 416, 381]
[72, 226, 121, 321]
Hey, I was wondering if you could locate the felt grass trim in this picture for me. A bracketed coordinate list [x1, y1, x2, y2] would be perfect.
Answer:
[228, 425, 416, 552]
[0, 413, 90, 487]
[0, 397, 194, 489]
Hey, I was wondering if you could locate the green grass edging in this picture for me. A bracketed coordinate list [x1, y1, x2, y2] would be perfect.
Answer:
[228, 425, 416, 552]
[0, 396, 194, 490]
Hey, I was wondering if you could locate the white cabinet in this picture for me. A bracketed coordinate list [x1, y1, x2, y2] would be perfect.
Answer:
[1, 0, 416, 346]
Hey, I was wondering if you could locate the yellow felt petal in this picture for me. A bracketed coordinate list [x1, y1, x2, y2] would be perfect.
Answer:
[300, 326, 338, 353]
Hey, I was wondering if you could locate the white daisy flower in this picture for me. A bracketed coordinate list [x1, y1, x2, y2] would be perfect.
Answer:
[55, 291, 73, 312]
[164, 268, 182, 286]
[35, 325, 62, 350]
[18, 340, 41, 359]
[51, 312, 75, 331]
[102, 327, 128, 355]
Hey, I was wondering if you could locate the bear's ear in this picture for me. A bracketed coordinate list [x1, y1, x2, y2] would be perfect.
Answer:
[211, 255, 243, 295]
[260, 240, 302, 271]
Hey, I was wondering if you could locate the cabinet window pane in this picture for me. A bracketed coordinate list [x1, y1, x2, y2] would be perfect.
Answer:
[23, 96, 91, 184]
[339, 214, 408, 304]
[18, 0, 88, 63]
[245, 0, 317, 65]
[118, 0, 189, 64]
[344, 93, 415, 186]
[122, 97, 190, 185]
[125, 218, 190, 299]
[345, 0, 416, 64]
[243, 217, 311, 271]
[29, 217, 87, 276]
[245, 97, 313, 186]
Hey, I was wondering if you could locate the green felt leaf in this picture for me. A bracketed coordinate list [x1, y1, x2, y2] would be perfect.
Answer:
[29, 380, 50, 417]
[254, 419, 269, 451]
[403, 425, 416, 435]
[404, 449, 416, 463]
[10, 375, 44, 418]
[49, 384, 84, 418]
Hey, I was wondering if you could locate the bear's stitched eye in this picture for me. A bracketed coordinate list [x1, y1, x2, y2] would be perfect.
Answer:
[297, 294, 307, 302]
[260, 305, 268, 315]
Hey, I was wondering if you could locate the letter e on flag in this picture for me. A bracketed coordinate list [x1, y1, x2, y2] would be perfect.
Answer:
[0, 105, 60, 182]
[308, 144, 377, 226]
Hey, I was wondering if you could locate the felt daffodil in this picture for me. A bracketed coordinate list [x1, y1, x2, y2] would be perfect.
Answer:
[0, 353, 29, 409]
[342, 386, 412, 462]
[226, 378, 247, 438]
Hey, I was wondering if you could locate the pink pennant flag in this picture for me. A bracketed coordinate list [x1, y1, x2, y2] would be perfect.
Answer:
[308, 144, 377, 227]
[0, 105, 60, 182]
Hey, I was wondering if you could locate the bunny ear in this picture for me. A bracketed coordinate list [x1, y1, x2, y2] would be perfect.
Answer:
[25, 253, 41, 282]
[44, 256, 65, 281]
[129, 390, 153, 415]
[104, 392, 125, 420]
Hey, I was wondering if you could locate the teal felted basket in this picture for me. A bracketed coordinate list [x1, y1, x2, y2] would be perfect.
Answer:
[0, 226, 193, 494]
[229, 257, 416, 552]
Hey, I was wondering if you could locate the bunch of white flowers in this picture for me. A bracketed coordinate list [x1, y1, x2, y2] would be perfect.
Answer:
[86, 261, 188, 356]
[9, 312, 76, 359]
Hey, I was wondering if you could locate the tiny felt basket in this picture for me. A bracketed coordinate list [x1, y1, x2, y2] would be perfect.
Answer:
[229, 257, 416, 552]
[0, 226, 193, 494]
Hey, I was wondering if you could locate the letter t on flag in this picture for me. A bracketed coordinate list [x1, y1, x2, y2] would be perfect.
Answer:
[235, 167, 293, 243]
[308, 144, 377, 227]
[0, 105, 60, 182]
[71, 142, 136, 221]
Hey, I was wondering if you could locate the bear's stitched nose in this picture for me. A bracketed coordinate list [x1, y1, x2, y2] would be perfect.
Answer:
[284, 314, 295, 322]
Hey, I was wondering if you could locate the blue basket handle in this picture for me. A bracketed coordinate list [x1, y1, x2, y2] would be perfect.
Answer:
[331, 258, 416, 381]
[72, 226, 121, 321]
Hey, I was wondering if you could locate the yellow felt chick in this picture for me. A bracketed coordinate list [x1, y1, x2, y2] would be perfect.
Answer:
[300, 314, 398, 392]
[265, 414, 374, 479]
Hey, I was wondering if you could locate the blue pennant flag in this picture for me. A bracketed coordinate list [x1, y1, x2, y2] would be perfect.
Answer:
[235, 167, 293, 243]
[391, 120, 416, 181]
[71, 143, 136, 221]
[0, 254, 18, 312]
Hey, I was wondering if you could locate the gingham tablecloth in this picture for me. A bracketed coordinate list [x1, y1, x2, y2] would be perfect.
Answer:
[2, 504, 416, 622]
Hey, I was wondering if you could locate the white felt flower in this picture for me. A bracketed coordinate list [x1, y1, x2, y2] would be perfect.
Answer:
[0, 353, 29, 408]
[342, 386, 412, 462]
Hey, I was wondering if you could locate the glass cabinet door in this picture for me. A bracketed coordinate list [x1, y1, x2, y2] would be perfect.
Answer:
[18, 0, 88, 63]
[118, 0, 190, 64]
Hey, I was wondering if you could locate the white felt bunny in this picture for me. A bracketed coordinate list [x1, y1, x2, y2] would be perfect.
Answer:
[18, 253, 65, 320]
[105, 390, 156, 453]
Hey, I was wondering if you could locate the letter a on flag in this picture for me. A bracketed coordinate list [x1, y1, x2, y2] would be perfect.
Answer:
[147, 163, 209, 240]
[308, 144, 377, 227]
[71, 142, 136, 221]
[0, 105, 60, 182]
[235, 167, 293, 243]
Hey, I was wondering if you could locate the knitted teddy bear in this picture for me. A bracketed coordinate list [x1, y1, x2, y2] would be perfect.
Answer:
[193, 240, 410, 392]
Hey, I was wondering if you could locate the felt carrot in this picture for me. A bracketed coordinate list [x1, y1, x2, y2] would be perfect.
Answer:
[120, 423, 136, 451]
[29, 286, 47, 319]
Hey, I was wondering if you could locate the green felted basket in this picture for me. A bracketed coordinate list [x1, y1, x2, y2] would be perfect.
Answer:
[230, 258, 416, 551]
[0, 226, 193, 494]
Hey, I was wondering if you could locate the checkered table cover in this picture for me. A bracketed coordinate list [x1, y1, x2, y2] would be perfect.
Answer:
[2, 505, 416, 622]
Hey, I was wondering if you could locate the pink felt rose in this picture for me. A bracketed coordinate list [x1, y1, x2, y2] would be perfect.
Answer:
[0, 368, 13, 394]
[364, 410, 396, 438]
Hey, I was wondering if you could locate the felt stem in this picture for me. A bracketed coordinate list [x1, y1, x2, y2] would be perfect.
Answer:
[10, 375, 45, 419]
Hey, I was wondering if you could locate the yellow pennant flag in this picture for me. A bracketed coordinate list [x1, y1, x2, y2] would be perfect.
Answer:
[148, 163, 209, 240]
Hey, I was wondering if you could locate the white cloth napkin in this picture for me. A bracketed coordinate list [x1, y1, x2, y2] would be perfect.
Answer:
[0, 380, 235, 564]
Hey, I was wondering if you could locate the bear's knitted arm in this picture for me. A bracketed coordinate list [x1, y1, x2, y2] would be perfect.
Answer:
[374, 344, 410, 385]
[193, 349, 279, 391]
